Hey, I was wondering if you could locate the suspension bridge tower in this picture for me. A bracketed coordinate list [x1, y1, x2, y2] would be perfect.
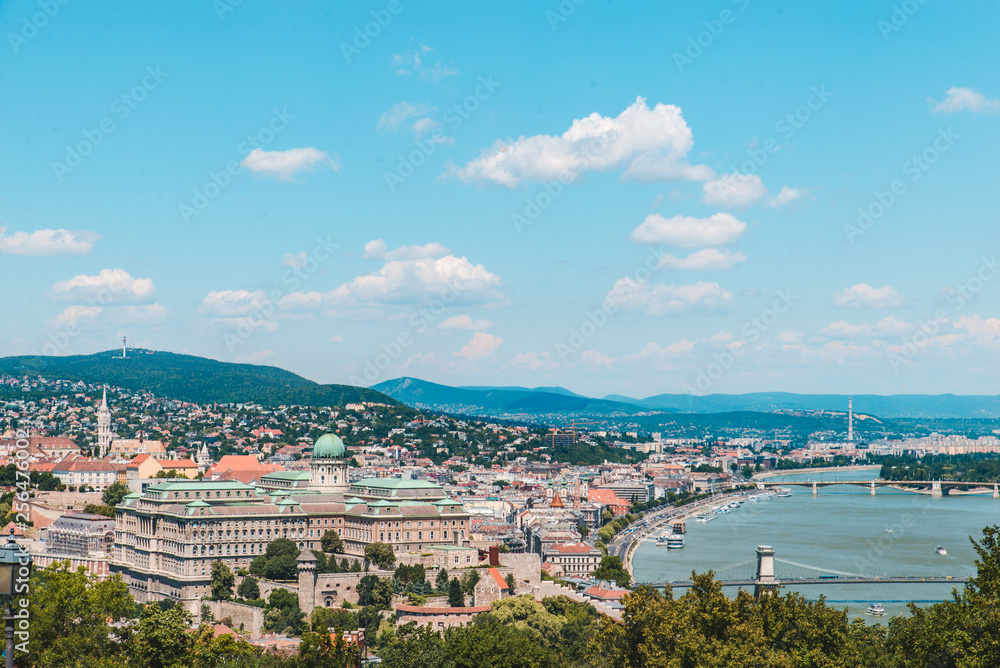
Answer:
[754, 545, 779, 599]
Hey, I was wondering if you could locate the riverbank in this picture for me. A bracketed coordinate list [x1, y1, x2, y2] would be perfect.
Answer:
[621, 490, 752, 577]
[754, 464, 880, 481]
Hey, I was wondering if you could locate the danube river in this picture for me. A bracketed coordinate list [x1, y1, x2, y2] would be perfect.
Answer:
[631, 468, 1000, 622]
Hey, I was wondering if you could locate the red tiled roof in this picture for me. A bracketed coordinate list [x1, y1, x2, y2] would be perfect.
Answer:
[488, 567, 508, 590]
[585, 585, 626, 600]
[547, 542, 598, 554]
[161, 459, 198, 469]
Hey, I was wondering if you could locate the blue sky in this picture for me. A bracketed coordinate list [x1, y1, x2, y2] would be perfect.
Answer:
[2, 0, 999, 398]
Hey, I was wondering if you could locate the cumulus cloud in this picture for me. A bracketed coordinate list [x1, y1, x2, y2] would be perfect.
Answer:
[454, 332, 502, 359]
[49, 303, 168, 328]
[606, 279, 734, 315]
[391, 45, 457, 81]
[821, 316, 913, 338]
[50, 268, 155, 304]
[0, 228, 99, 256]
[363, 239, 451, 261]
[510, 351, 556, 371]
[377, 102, 436, 131]
[629, 213, 746, 248]
[439, 314, 492, 330]
[326, 254, 501, 306]
[241, 147, 340, 180]
[767, 186, 807, 208]
[199, 290, 270, 317]
[450, 97, 712, 187]
[833, 284, 904, 309]
[581, 350, 615, 367]
[658, 248, 746, 271]
[929, 87, 999, 115]
[702, 173, 767, 207]
[953, 315, 1000, 343]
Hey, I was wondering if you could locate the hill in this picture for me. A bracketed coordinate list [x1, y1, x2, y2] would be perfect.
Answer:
[372, 377, 653, 418]
[0, 349, 395, 408]
[605, 392, 1000, 419]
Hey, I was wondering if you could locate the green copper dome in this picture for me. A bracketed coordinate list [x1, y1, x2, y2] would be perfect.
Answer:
[313, 433, 347, 459]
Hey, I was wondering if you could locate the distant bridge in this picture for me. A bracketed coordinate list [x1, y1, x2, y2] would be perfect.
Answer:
[638, 547, 969, 593]
[759, 479, 1000, 497]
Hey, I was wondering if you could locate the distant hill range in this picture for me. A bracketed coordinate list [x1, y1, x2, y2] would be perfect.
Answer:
[375, 378, 1000, 420]
[0, 349, 394, 408]
[371, 377, 656, 418]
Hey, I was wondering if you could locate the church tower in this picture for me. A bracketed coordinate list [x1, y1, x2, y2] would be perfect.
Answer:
[310, 433, 350, 495]
[197, 442, 211, 473]
[97, 387, 112, 458]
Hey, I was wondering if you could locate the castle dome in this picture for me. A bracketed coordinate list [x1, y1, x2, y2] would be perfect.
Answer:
[313, 433, 346, 459]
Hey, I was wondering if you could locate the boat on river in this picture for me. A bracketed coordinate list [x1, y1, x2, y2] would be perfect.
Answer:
[936, 545, 947, 556]
[866, 604, 886, 616]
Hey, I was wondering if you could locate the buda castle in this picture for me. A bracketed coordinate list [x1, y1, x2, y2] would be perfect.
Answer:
[112, 433, 471, 613]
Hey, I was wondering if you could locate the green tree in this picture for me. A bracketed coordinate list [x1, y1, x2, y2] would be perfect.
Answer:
[127, 603, 194, 668]
[101, 481, 130, 506]
[435, 567, 450, 593]
[461, 568, 481, 595]
[25, 563, 134, 668]
[266, 537, 299, 559]
[592, 555, 631, 589]
[264, 554, 298, 581]
[264, 588, 305, 635]
[210, 560, 235, 600]
[364, 541, 397, 570]
[448, 578, 465, 607]
[238, 575, 260, 600]
[321, 528, 345, 554]
[505, 572, 517, 593]
[357, 574, 393, 609]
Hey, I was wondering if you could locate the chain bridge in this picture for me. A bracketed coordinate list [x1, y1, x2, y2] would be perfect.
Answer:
[638, 546, 969, 596]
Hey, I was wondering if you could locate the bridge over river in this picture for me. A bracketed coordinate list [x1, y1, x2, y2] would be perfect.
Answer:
[637, 546, 968, 596]
[759, 479, 1000, 497]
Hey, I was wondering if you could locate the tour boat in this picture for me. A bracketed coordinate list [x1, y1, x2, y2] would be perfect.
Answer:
[866, 603, 886, 616]
[665, 534, 685, 549]
[775, 488, 793, 498]
[695, 515, 709, 523]
[936, 545, 947, 556]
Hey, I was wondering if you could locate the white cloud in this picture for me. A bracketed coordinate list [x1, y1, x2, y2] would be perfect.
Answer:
[281, 252, 308, 268]
[821, 316, 912, 338]
[510, 351, 556, 371]
[775, 330, 804, 344]
[630, 213, 746, 247]
[241, 147, 340, 181]
[626, 340, 698, 366]
[439, 315, 492, 330]
[606, 279, 733, 315]
[363, 239, 451, 261]
[833, 284, 904, 309]
[451, 97, 712, 187]
[328, 335, 345, 344]
[953, 315, 1000, 343]
[377, 102, 436, 131]
[325, 253, 502, 307]
[48, 303, 168, 328]
[199, 290, 270, 317]
[391, 46, 457, 81]
[50, 268, 155, 304]
[454, 332, 502, 359]
[767, 186, 807, 208]
[703, 173, 767, 207]
[658, 248, 746, 271]
[49, 305, 102, 328]
[0, 227, 99, 256]
[581, 350, 615, 367]
[929, 87, 999, 115]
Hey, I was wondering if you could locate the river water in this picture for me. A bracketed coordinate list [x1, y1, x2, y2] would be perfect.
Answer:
[631, 468, 1000, 622]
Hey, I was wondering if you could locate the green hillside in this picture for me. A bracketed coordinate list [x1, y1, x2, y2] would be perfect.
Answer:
[0, 349, 396, 408]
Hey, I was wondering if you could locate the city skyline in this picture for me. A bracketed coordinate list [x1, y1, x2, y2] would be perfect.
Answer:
[3, 1, 1000, 398]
